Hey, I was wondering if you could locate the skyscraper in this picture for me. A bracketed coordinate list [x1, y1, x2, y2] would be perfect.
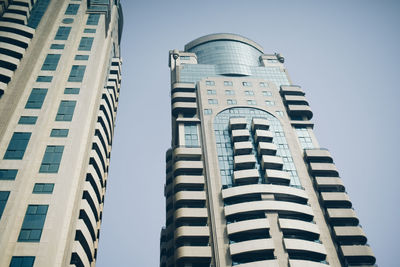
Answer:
[0, 1, 122, 266]
[160, 33, 376, 267]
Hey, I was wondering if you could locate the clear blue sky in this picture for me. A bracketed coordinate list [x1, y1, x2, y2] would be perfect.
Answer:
[97, 1, 399, 266]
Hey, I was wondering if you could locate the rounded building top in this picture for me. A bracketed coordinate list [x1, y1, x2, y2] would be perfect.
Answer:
[184, 33, 264, 53]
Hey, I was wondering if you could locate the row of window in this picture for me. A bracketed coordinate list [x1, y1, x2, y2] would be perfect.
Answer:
[207, 89, 273, 96]
[207, 99, 275, 106]
[206, 80, 269, 88]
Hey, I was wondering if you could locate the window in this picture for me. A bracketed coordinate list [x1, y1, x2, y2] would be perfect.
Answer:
[247, 100, 256, 105]
[18, 116, 37, 125]
[0, 191, 10, 220]
[204, 109, 212, 115]
[41, 54, 61, 71]
[205, 80, 215, 86]
[242, 81, 252, 87]
[84, 28, 96, 33]
[65, 4, 79, 15]
[0, 169, 18, 180]
[68, 65, 86, 82]
[78, 37, 94, 51]
[50, 44, 64, 50]
[227, 99, 237, 105]
[244, 90, 254, 96]
[180, 56, 190, 60]
[64, 87, 80, 94]
[74, 55, 89, 60]
[9, 256, 35, 267]
[50, 129, 69, 137]
[54, 26, 71, 40]
[27, 0, 50, 29]
[295, 128, 314, 149]
[39, 145, 64, 173]
[262, 91, 272, 96]
[36, 76, 52, 82]
[184, 124, 199, 147]
[86, 13, 100, 25]
[25, 88, 47, 109]
[55, 100, 76, 121]
[224, 81, 233, 86]
[259, 82, 267, 87]
[265, 100, 275, 106]
[4, 132, 31, 160]
[207, 89, 216, 95]
[276, 111, 284, 117]
[225, 90, 235, 95]
[33, 183, 54, 194]
[18, 205, 48, 242]
[208, 99, 218, 104]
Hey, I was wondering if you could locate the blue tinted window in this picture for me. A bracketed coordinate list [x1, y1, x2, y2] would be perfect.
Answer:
[86, 14, 100, 25]
[39, 146, 64, 173]
[18, 205, 48, 242]
[64, 87, 80, 94]
[50, 44, 64, 49]
[25, 88, 47, 109]
[68, 65, 86, 82]
[0, 191, 10, 220]
[41, 54, 61, 71]
[56, 100, 76, 121]
[84, 28, 96, 33]
[36, 76, 52, 82]
[0, 169, 18, 180]
[18, 116, 37, 125]
[9, 256, 35, 267]
[78, 37, 94, 51]
[50, 129, 69, 137]
[184, 124, 199, 147]
[33, 183, 54, 194]
[74, 55, 89, 60]
[65, 4, 79, 15]
[4, 132, 31, 160]
[55, 26, 71, 40]
[27, 0, 50, 29]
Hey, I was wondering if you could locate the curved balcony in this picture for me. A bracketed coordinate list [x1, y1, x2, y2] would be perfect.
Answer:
[279, 219, 320, 240]
[2, 13, 27, 24]
[173, 147, 202, 160]
[309, 162, 339, 177]
[231, 129, 250, 142]
[175, 226, 209, 240]
[173, 161, 203, 176]
[234, 154, 256, 170]
[254, 129, 273, 143]
[251, 118, 270, 131]
[304, 149, 333, 163]
[258, 142, 277, 155]
[174, 175, 204, 190]
[289, 260, 329, 267]
[234, 141, 253, 155]
[172, 82, 195, 93]
[0, 21, 35, 38]
[172, 102, 197, 116]
[265, 169, 290, 185]
[327, 208, 359, 226]
[287, 104, 313, 120]
[175, 246, 212, 261]
[224, 200, 314, 221]
[222, 184, 308, 203]
[261, 155, 283, 170]
[284, 238, 327, 261]
[333, 226, 367, 245]
[320, 192, 352, 208]
[233, 169, 260, 184]
[171, 92, 196, 103]
[0, 42, 25, 59]
[280, 85, 305, 96]
[229, 117, 247, 130]
[341, 245, 376, 265]
[174, 191, 206, 205]
[314, 177, 345, 192]
[233, 260, 279, 267]
[174, 208, 208, 222]
[283, 95, 309, 105]
[229, 238, 274, 257]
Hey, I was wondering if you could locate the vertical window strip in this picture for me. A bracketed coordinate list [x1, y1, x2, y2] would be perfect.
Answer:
[18, 205, 49, 242]
[4, 132, 31, 160]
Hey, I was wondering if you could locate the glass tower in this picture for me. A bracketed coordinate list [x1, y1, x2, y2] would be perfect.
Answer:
[0, 1, 123, 266]
[160, 33, 376, 267]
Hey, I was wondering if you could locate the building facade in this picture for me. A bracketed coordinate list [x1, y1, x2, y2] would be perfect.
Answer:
[0, 0, 122, 266]
[160, 34, 376, 267]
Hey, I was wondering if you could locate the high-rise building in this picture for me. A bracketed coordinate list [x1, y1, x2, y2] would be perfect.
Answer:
[160, 33, 376, 267]
[0, 1, 122, 266]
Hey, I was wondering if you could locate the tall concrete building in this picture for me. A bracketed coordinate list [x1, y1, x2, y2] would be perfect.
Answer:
[0, 1, 122, 266]
[160, 34, 376, 267]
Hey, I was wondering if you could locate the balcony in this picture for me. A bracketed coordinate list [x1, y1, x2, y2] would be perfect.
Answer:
[229, 238, 275, 258]
[265, 169, 290, 185]
[289, 260, 329, 267]
[173, 161, 203, 176]
[334, 226, 367, 245]
[257, 142, 277, 156]
[230, 117, 247, 130]
[227, 218, 270, 237]
[234, 141, 253, 155]
[175, 226, 209, 240]
[309, 162, 339, 177]
[233, 169, 260, 184]
[314, 177, 345, 192]
[327, 208, 359, 226]
[175, 246, 212, 262]
[280, 85, 305, 96]
[320, 192, 352, 208]
[261, 155, 283, 170]
[304, 149, 333, 163]
[173, 147, 202, 160]
[174, 175, 205, 191]
[231, 129, 250, 142]
[279, 219, 320, 241]
[172, 102, 197, 116]
[251, 118, 270, 131]
[341, 245, 376, 265]
[287, 104, 313, 120]
[171, 92, 196, 103]
[283, 95, 309, 105]
[284, 238, 327, 262]
[254, 130, 273, 143]
[174, 191, 206, 205]
[234, 155, 256, 170]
